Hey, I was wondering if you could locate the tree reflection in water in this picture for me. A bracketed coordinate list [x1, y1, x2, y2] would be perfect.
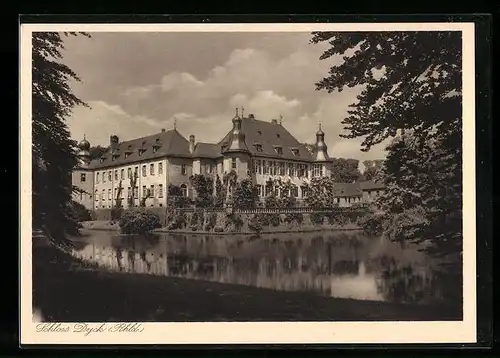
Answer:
[70, 230, 461, 306]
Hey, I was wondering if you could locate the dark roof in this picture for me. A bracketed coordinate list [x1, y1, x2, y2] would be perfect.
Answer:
[358, 180, 385, 191]
[88, 129, 191, 169]
[192, 142, 223, 159]
[332, 183, 363, 197]
[218, 117, 313, 161]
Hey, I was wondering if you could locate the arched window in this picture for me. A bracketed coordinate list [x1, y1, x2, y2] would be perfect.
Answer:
[180, 184, 188, 197]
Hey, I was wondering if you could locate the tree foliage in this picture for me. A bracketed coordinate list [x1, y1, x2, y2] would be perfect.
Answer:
[331, 158, 361, 183]
[311, 31, 461, 151]
[233, 178, 259, 209]
[190, 174, 214, 208]
[32, 31, 91, 245]
[362, 159, 384, 181]
[312, 31, 462, 257]
[89, 145, 107, 160]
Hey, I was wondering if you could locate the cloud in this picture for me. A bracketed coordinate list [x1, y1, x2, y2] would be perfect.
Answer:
[67, 34, 387, 161]
[68, 100, 166, 146]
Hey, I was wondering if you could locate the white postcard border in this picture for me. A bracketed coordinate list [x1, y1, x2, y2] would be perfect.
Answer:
[20, 22, 477, 345]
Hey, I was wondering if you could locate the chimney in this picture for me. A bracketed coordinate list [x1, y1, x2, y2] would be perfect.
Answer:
[248, 113, 255, 120]
[161, 128, 166, 132]
[189, 134, 195, 154]
[110, 135, 119, 151]
[271, 119, 278, 124]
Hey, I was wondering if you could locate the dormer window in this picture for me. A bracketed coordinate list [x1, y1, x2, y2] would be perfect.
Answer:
[276, 134, 281, 139]
[153, 138, 161, 153]
[254, 143, 263, 152]
[112, 152, 119, 161]
[274, 146, 283, 155]
[291, 148, 300, 157]
[99, 156, 105, 163]
[221, 144, 228, 152]
[124, 145, 133, 159]
[257, 130, 262, 135]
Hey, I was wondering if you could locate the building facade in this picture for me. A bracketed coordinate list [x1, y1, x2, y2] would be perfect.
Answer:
[72, 111, 384, 212]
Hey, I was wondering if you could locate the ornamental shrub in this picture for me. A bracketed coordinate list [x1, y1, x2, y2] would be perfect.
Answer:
[118, 208, 161, 234]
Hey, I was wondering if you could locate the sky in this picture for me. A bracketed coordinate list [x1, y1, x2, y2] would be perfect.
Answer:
[63, 32, 387, 165]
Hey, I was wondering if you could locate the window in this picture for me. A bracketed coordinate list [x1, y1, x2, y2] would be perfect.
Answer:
[80, 173, 86, 182]
[153, 147, 158, 153]
[158, 184, 163, 198]
[313, 164, 322, 177]
[142, 165, 146, 177]
[124, 153, 130, 159]
[150, 185, 155, 198]
[254, 159, 261, 174]
[114, 170, 118, 181]
[278, 162, 285, 176]
[102, 189, 105, 200]
[120, 169, 124, 180]
[150, 163, 154, 175]
[291, 185, 298, 198]
[134, 186, 138, 198]
[291, 148, 299, 157]
[298, 164, 306, 178]
[231, 158, 237, 169]
[134, 166, 138, 177]
[180, 184, 188, 197]
[127, 168, 131, 179]
[158, 162, 163, 174]
[263, 160, 269, 175]
[96, 173, 100, 184]
[142, 186, 147, 197]
[257, 184, 263, 197]
[254, 144, 263, 152]
[108, 171, 112, 181]
[127, 187, 131, 198]
[180, 164, 187, 175]
[270, 161, 276, 175]
[108, 189, 111, 200]
[265, 184, 273, 197]
[102, 172, 106, 183]
[301, 186, 309, 198]
[114, 188, 117, 199]
[274, 146, 283, 155]
[221, 144, 227, 152]
[95, 189, 99, 201]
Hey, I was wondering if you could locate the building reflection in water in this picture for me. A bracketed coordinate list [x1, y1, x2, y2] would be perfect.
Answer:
[69, 230, 447, 305]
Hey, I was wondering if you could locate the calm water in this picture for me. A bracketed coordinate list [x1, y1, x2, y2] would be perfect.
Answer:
[69, 230, 455, 305]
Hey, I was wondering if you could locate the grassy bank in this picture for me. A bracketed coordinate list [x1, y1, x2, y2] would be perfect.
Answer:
[32, 240, 461, 322]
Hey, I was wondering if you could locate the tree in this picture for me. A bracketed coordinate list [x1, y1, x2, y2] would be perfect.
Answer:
[89, 145, 107, 160]
[362, 159, 384, 181]
[32, 32, 91, 245]
[311, 32, 462, 258]
[233, 178, 258, 209]
[331, 158, 361, 183]
[189, 174, 214, 208]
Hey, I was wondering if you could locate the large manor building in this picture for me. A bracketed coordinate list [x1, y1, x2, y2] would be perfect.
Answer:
[72, 110, 384, 212]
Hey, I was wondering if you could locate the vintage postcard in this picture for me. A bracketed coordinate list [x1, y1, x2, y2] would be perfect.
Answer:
[20, 22, 476, 345]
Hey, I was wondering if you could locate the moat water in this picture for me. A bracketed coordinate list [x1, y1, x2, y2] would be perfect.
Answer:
[69, 230, 460, 305]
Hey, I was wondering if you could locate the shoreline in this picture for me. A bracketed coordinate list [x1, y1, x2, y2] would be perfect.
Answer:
[80, 220, 363, 235]
[32, 241, 462, 322]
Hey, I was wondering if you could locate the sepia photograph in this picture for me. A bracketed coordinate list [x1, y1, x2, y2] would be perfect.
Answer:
[20, 22, 477, 345]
